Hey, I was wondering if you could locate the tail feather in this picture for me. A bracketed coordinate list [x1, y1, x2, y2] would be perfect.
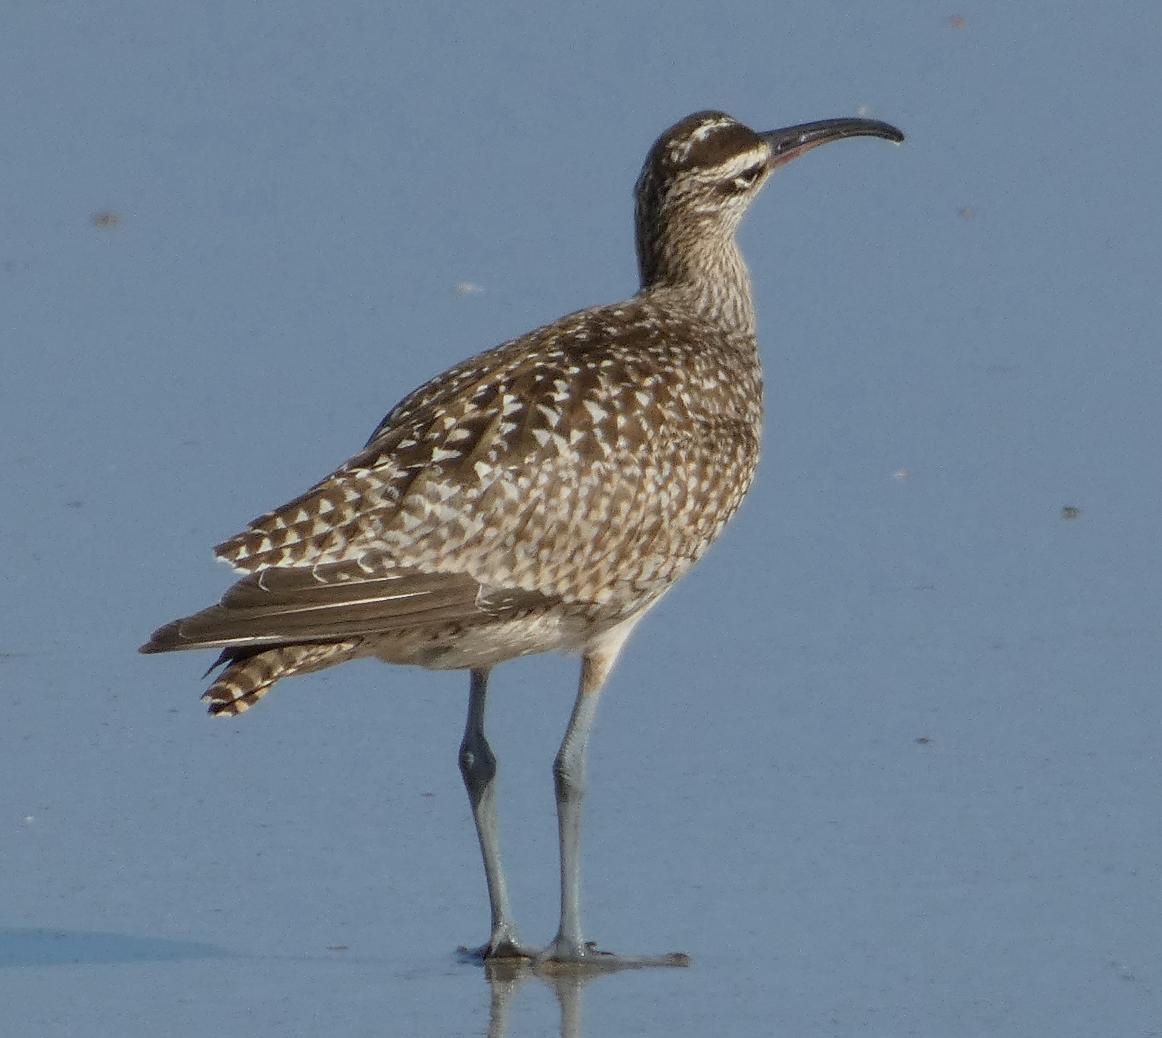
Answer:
[203, 641, 359, 716]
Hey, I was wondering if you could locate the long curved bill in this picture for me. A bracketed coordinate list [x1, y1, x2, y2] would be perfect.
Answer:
[761, 118, 905, 171]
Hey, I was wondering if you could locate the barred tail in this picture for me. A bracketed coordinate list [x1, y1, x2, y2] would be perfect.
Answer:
[203, 641, 360, 716]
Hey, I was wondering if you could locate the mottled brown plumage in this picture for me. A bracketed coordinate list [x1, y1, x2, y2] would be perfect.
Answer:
[141, 111, 903, 965]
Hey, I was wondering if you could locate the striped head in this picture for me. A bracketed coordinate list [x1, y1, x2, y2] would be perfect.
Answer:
[634, 110, 904, 291]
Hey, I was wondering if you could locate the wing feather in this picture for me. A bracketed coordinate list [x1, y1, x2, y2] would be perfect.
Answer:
[139, 565, 560, 654]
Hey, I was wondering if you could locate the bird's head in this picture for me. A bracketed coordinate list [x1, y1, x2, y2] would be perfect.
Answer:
[635, 110, 904, 289]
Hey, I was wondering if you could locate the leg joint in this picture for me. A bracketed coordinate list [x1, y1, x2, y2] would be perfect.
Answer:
[460, 737, 497, 783]
[553, 756, 585, 806]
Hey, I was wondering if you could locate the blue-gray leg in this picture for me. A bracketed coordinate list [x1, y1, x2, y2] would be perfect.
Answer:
[460, 667, 536, 959]
[539, 636, 690, 969]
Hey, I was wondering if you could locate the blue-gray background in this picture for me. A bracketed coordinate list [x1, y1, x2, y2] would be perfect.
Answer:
[2, 2, 1158, 1035]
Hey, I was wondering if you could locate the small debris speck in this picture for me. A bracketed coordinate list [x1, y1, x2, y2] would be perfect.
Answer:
[958, 207, 974, 219]
[455, 282, 484, 295]
[327, 945, 348, 952]
[892, 470, 911, 481]
[947, 15, 965, 28]
[1061, 506, 1080, 520]
[915, 737, 932, 745]
[92, 212, 122, 229]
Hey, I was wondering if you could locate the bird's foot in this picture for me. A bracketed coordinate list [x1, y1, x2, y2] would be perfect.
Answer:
[534, 938, 690, 972]
[458, 927, 540, 963]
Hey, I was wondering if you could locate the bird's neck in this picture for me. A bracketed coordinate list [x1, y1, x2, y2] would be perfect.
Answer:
[636, 226, 756, 337]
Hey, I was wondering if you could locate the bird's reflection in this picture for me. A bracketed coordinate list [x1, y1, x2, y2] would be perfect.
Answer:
[482, 959, 585, 1038]
[480, 955, 688, 1038]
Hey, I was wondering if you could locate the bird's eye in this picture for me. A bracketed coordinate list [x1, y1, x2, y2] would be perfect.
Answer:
[729, 165, 766, 192]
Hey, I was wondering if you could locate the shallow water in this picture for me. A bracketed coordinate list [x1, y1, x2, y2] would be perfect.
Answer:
[2, 1, 1160, 1034]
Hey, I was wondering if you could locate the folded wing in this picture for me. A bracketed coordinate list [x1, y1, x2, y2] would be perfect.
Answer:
[139, 561, 555, 653]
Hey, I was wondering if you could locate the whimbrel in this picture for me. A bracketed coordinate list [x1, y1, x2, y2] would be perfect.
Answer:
[141, 111, 904, 967]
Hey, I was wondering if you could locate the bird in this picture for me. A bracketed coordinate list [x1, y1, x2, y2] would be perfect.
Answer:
[141, 110, 904, 968]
